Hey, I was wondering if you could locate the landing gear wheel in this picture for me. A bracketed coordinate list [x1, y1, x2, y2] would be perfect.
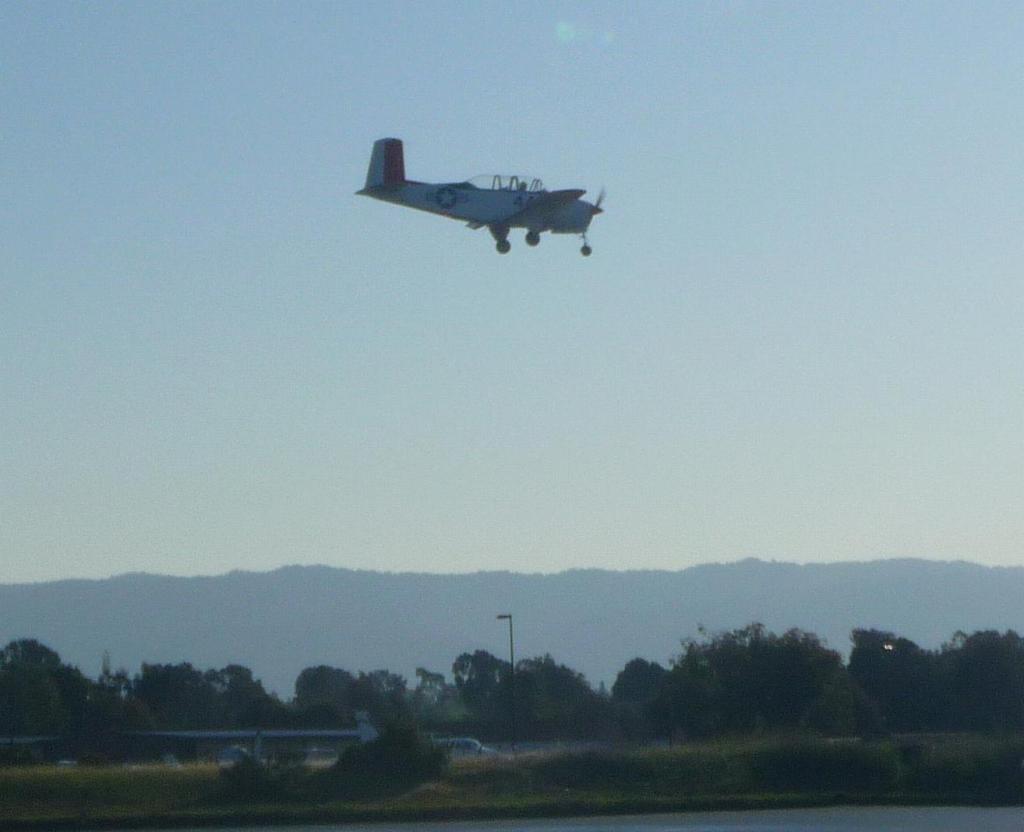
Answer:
[580, 245, 592, 257]
[525, 231, 540, 247]
[496, 239, 511, 254]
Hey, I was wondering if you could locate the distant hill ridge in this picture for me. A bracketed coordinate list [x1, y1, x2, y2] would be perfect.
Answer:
[2, 559, 1022, 696]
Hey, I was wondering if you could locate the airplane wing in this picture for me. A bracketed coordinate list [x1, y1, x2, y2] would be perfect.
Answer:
[500, 189, 585, 226]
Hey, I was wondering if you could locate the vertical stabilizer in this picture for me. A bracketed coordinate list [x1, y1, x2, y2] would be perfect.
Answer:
[363, 138, 405, 189]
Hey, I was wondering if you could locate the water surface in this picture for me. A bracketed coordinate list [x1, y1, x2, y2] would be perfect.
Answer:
[172, 806, 1024, 832]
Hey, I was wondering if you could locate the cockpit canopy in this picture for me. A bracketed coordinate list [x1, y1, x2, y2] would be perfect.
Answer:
[464, 175, 545, 192]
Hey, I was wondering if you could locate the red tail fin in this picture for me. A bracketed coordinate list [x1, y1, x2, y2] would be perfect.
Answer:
[364, 138, 405, 189]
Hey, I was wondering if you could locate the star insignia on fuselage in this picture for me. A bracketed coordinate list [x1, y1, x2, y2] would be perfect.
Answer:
[434, 187, 457, 210]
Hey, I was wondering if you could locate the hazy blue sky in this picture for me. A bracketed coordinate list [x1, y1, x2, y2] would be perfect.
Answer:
[3, 2, 1022, 584]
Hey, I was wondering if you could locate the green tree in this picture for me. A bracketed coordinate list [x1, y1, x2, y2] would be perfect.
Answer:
[413, 667, 448, 706]
[0, 639, 62, 669]
[651, 644, 722, 739]
[612, 658, 667, 705]
[452, 650, 509, 712]
[513, 654, 614, 739]
[0, 640, 70, 735]
[802, 671, 879, 736]
[294, 665, 355, 723]
[328, 722, 446, 798]
[132, 662, 219, 728]
[293, 665, 408, 727]
[943, 629, 1024, 732]
[411, 667, 462, 724]
[848, 629, 945, 732]
[658, 624, 854, 739]
[205, 664, 286, 727]
[348, 669, 409, 725]
[0, 662, 65, 735]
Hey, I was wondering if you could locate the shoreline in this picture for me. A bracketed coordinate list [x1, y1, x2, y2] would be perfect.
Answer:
[4, 736, 1023, 830]
[2, 792, 1020, 831]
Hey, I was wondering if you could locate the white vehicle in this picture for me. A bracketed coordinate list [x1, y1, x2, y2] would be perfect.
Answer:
[216, 745, 251, 769]
[357, 138, 604, 256]
[303, 747, 340, 768]
[436, 736, 498, 757]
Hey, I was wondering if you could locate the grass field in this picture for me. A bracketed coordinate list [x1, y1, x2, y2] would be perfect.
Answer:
[1, 735, 1022, 830]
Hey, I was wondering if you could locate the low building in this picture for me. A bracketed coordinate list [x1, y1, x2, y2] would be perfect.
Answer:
[127, 711, 378, 763]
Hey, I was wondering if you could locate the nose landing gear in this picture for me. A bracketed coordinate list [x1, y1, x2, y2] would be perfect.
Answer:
[580, 234, 593, 256]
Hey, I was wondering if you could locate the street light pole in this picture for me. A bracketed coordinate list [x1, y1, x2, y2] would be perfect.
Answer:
[496, 613, 515, 754]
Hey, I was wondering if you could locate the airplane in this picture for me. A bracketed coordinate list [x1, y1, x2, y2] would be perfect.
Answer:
[356, 138, 604, 255]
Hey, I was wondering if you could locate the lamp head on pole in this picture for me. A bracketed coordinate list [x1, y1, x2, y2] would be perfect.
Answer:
[497, 614, 511, 620]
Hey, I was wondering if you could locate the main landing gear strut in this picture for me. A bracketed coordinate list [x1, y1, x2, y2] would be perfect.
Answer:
[490, 224, 511, 254]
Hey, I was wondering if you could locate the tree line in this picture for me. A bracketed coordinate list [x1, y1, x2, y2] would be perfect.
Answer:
[2, 624, 1024, 757]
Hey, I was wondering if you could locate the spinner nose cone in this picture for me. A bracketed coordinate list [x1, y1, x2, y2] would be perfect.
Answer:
[592, 205, 603, 215]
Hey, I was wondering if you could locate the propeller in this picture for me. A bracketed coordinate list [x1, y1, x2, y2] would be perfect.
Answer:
[593, 187, 606, 214]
